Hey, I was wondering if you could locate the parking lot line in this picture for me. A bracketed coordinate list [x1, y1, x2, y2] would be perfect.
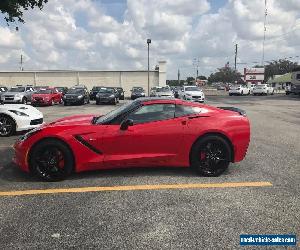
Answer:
[0, 181, 272, 197]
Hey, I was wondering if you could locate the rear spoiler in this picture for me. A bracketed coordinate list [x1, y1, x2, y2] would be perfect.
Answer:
[217, 107, 246, 116]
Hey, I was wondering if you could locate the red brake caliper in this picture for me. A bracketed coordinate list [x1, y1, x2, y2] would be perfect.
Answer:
[57, 151, 65, 168]
[200, 152, 206, 160]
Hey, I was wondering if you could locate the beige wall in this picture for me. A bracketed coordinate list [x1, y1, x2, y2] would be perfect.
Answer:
[0, 70, 159, 97]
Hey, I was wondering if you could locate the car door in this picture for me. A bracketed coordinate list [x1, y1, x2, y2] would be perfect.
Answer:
[101, 102, 185, 168]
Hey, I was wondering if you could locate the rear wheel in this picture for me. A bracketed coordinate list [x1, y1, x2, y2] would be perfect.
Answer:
[22, 97, 27, 104]
[29, 139, 74, 181]
[241, 91, 244, 95]
[0, 115, 16, 137]
[190, 135, 231, 177]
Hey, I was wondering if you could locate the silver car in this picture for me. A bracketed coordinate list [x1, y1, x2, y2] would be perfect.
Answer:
[1, 86, 36, 104]
[153, 86, 174, 98]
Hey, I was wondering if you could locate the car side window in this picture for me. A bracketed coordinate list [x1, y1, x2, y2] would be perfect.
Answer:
[175, 105, 202, 117]
[127, 104, 175, 124]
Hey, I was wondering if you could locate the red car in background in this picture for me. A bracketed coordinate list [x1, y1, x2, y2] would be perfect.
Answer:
[31, 88, 62, 106]
[14, 98, 250, 181]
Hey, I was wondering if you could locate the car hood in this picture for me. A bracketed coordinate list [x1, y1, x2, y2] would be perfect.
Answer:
[49, 114, 96, 126]
[0, 104, 42, 116]
[32, 94, 51, 98]
[185, 91, 203, 95]
[2, 91, 24, 96]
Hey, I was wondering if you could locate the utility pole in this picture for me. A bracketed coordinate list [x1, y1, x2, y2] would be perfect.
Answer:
[234, 44, 238, 71]
[193, 58, 199, 81]
[147, 39, 151, 96]
[20, 54, 24, 71]
[177, 68, 180, 86]
[262, 0, 267, 66]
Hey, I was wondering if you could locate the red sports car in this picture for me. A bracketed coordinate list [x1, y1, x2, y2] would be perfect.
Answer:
[13, 98, 250, 181]
[31, 88, 62, 106]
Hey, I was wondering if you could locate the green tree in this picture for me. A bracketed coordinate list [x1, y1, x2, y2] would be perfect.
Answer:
[0, 0, 48, 24]
[197, 75, 207, 80]
[264, 59, 298, 81]
[186, 77, 195, 84]
[208, 67, 242, 84]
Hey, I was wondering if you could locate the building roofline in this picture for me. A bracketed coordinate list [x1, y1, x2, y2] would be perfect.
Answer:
[0, 70, 158, 73]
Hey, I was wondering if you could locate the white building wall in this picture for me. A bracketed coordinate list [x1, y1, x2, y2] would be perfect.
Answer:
[0, 70, 160, 97]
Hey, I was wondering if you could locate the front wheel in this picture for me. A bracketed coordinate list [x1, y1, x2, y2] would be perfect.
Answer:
[0, 115, 16, 137]
[29, 139, 74, 181]
[190, 135, 231, 177]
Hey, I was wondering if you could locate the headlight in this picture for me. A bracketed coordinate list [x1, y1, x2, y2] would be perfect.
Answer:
[18, 128, 42, 142]
[109, 95, 115, 98]
[9, 110, 29, 116]
[77, 95, 83, 99]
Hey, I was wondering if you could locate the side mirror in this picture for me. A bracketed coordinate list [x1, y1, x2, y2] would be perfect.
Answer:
[120, 119, 134, 130]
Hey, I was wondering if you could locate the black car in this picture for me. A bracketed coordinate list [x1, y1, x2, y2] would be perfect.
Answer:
[131, 87, 145, 100]
[63, 87, 90, 106]
[89, 86, 103, 100]
[55, 87, 68, 96]
[116, 87, 125, 100]
[96, 87, 119, 105]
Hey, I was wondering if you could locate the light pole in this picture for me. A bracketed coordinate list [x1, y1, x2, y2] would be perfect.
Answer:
[147, 39, 151, 96]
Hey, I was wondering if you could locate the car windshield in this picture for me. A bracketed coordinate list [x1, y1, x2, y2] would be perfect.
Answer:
[92, 87, 102, 91]
[156, 87, 170, 92]
[99, 88, 114, 93]
[10, 87, 25, 92]
[96, 101, 136, 124]
[67, 88, 84, 94]
[185, 87, 201, 91]
[36, 89, 52, 94]
[132, 87, 143, 92]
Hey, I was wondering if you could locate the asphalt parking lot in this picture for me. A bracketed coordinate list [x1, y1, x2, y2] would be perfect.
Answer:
[0, 95, 299, 249]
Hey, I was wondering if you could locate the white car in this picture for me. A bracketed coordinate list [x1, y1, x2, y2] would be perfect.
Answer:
[0, 104, 44, 136]
[229, 85, 250, 96]
[153, 86, 174, 98]
[253, 84, 274, 95]
[179, 85, 205, 102]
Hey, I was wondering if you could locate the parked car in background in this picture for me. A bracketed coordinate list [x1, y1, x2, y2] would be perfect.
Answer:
[229, 85, 250, 96]
[63, 87, 90, 106]
[179, 85, 205, 102]
[89, 86, 103, 100]
[253, 84, 274, 95]
[249, 83, 256, 94]
[0, 103, 43, 137]
[116, 87, 125, 100]
[153, 86, 174, 98]
[131, 87, 146, 100]
[1, 85, 35, 104]
[170, 86, 180, 98]
[0, 86, 8, 103]
[31, 88, 62, 106]
[55, 87, 68, 96]
[96, 87, 119, 105]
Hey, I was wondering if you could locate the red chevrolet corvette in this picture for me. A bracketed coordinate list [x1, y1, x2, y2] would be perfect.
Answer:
[13, 98, 250, 181]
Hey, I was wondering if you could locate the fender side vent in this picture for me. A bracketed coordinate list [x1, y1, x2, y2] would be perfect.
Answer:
[74, 135, 102, 155]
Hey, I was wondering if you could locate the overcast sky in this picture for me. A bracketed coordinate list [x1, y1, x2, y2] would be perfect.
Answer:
[0, 0, 300, 79]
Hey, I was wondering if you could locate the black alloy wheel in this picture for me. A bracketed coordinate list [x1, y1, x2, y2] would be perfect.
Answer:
[30, 139, 74, 181]
[0, 115, 16, 137]
[190, 135, 231, 177]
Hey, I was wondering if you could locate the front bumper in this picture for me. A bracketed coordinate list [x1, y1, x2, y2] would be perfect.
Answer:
[15, 115, 44, 132]
[253, 90, 267, 94]
[13, 139, 31, 172]
[185, 96, 205, 102]
[64, 98, 83, 104]
[1, 97, 23, 103]
[96, 97, 115, 103]
[229, 90, 242, 95]
[31, 99, 51, 105]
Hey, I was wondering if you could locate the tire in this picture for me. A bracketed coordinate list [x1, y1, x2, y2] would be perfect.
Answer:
[64, 102, 68, 106]
[253, 93, 257, 96]
[241, 91, 243, 96]
[113, 98, 117, 105]
[22, 97, 27, 104]
[29, 139, 74, 181]
[190, 135, 231, 177]
[0, 114, 16, 137]
[271, 91, 274, 95]
[50, 99, 54, 106]
[96, 100, 100, 105]
[229, 93, 232, 96]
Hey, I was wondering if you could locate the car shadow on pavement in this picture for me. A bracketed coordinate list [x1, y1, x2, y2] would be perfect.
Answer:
[0, 147, 234, 183]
